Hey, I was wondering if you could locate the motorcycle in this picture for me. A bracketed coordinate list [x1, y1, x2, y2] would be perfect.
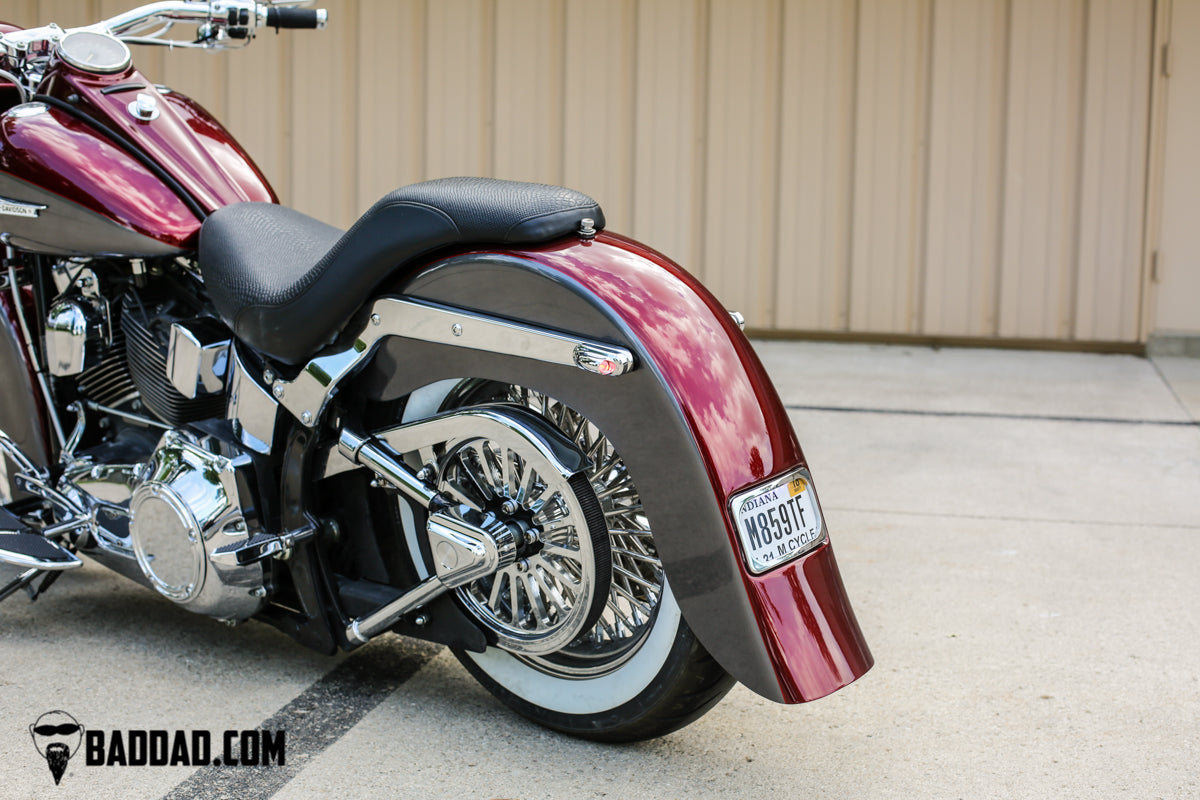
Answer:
[0, 1, 872, 742]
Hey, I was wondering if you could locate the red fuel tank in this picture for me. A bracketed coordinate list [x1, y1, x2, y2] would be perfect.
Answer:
[0, 49, 274, 257]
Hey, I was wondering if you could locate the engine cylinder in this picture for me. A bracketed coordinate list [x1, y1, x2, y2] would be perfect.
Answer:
[122, 295, 226, 425]
[129, 430, 263, 620]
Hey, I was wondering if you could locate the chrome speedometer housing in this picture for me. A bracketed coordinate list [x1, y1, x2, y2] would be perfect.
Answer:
[57, 30, 131, 74]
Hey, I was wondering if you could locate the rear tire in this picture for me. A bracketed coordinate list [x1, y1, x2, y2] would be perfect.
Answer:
[404, 380, 735, 741]
[454, 581, 733, 742]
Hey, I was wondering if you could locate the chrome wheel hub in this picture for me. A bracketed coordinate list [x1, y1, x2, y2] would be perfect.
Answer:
[436, 428, 606, 656]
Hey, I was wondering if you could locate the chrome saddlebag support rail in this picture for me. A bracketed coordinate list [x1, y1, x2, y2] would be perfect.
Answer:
[267, 296, 635, 429]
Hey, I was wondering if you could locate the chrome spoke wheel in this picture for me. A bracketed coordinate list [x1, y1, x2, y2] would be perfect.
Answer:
[440, 381, 665, 678]
[435, 430, 607, 656]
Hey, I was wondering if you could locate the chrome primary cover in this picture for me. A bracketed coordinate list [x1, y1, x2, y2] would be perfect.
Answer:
[129, 431, 264, 620]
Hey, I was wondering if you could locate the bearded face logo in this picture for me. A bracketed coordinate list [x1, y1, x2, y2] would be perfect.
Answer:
[29, 711, 84, 785]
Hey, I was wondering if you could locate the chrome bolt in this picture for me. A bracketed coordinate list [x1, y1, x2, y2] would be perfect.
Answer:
[300, 410, 312, 424]
[263, 369, 276, 384]
[250, 587, 267, 598]
[525, 528, 540, 546]
[370, 314, 381, 326]
[501, 499, 519, 515]
[579, 218, 596, 238]
[451, 323, 463, 337]
[413, 613, 429, 627]
[516, 559, 529, 573]
[416, 465, 436, 484]
[272, 384, 284, 399]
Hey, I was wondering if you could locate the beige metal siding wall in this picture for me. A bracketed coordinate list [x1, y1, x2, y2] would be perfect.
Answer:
[8, 0, 1157, 343]
[1151, 0, 1200, 335]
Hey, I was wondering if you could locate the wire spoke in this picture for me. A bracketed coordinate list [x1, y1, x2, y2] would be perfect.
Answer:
[586, 431, 611, 462]
[595, 478, 636, 501]
[613, 563, 659, 591]
[611, 546, 661, 565]
[611, 580, 656, 616]
[594, 608, 619, 641]
[603, 503, 644, 519]
[567, 413, 589, 447]
[608, 526, 654, 537]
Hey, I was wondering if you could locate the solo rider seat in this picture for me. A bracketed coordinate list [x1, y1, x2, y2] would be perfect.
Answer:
[198, 177, 605, 365]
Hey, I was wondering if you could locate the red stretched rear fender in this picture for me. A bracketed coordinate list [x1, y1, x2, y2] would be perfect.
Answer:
[384, 231, 873, 703]
[530, 232, 873, 702]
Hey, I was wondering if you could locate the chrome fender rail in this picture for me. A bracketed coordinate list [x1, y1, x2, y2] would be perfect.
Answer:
[268, 296, 635, 429]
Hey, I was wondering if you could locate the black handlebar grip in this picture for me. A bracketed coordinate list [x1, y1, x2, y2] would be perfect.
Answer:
[265, 7, 324, 30]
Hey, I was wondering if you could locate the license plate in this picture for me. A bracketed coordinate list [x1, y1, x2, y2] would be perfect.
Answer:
[730, 469, 826, 574]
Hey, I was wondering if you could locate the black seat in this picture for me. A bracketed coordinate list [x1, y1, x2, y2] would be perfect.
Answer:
[199, 177, 605, 365]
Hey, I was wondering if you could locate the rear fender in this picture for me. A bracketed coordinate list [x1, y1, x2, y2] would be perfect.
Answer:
[359, 232, 872, 703]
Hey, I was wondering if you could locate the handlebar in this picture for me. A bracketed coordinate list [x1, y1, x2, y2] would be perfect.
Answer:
[0, 1, 327, 57]
[265, 6, 325, 30]
[105, 2, 327, 36]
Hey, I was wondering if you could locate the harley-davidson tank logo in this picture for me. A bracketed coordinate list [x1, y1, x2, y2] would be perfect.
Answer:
[0, 197, 47, 219]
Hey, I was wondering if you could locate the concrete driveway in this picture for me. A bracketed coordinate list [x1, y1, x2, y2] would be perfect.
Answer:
[1, 343, 1197, 799]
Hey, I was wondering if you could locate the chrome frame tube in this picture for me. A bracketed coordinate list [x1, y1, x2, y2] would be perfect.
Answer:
[6, 266, 65, 449]
[336, 430, 438, 508]
[82, 400, 171, 431]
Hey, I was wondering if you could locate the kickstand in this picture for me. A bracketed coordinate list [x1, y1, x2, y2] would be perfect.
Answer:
[26, 569, 62, 601]
[0, 568, 44, 603]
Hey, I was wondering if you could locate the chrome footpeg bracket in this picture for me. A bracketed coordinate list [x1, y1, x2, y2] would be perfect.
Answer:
[210, 524, 317, 567]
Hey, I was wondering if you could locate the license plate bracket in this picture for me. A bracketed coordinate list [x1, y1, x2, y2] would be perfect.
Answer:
[730, 468, 826, 575]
